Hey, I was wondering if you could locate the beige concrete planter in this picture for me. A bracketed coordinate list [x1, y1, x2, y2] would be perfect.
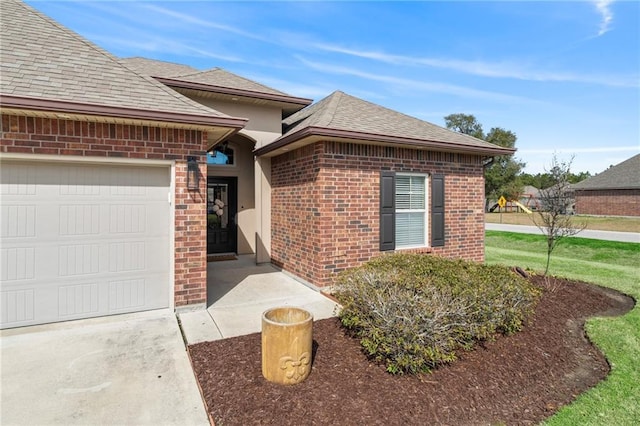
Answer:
[261, 307, 313, 385]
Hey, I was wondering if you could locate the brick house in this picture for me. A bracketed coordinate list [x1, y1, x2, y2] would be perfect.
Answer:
[573, 154, 640, 217]
[1, 0, 512, 328]
[256, 91, 513, 287]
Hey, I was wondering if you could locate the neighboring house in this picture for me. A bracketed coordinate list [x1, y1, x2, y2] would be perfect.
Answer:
[520, 185, 541, 210]
[0, 0, 513, 329]
[572, 154, 640, 217]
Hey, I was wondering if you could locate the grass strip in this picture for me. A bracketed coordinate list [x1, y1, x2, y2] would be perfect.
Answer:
[484, 231, 639, 425]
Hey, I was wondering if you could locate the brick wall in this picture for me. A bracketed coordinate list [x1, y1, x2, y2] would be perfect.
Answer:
[271, 141, 486, 287]
[1, 113, 208, 306]
[575, 189, 640, 217]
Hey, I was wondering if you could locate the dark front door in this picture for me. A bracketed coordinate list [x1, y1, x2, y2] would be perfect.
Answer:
[207, 177, 237, 254]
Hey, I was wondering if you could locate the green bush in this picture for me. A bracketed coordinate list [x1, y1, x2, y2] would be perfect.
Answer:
[334, 254, 541, 374]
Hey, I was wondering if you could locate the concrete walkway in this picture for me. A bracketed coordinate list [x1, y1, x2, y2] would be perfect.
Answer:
[0, 310, 208, 426]
[486, 223, 640, 243]
[178, 255, 339, 345]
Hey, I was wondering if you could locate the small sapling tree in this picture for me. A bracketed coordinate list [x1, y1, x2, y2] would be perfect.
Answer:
[532, 155, 586, 275]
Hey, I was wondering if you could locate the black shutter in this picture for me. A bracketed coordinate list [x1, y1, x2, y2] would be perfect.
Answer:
[431, 174, 445, 247]
[380, 171, 395, 251]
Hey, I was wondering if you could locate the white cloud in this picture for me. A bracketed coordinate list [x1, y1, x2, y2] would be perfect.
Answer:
[594, 0, 614, 36]
[296, 56, 535, 104]
[142, 4, 268, 42]
[89, 34, 244, 62]
[314, 43, 637, 88]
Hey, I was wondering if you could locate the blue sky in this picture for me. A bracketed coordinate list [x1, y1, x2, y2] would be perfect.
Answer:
[27, 0, 639, 175]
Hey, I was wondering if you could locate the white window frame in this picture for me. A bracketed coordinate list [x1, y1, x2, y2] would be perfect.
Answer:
[395, 173, 429, 249]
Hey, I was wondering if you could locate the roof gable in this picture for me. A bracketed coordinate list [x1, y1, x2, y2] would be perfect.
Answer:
[121, 58, 291, 97]
[170, 68, 292, 98]
[120, 57, 200, 78]
[573, 154, 640, 190]
[256, 91, 515, 156]
[119, 57, 311, 115]
[0, 0, 242, 128]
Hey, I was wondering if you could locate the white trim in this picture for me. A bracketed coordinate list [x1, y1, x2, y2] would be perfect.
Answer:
[169, 162, 176, 310]
[395, 173, 429, 249]
[0, 153, 177, 312]
[0, 152, 173, 167]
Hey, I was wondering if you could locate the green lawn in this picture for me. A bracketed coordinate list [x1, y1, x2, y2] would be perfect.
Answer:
[485, 231, 640, 425]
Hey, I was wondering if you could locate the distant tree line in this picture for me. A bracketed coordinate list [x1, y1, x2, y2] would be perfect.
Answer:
[444, 113, 591, 208]
[518, 171, 592, 190]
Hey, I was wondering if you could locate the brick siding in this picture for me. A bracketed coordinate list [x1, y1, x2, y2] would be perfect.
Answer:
[1, 113, 208, 306]
[575, 189, 640, 217]
[271, 141, 486, 288]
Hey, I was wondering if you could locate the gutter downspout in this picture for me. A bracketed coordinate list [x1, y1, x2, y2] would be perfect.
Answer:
[482, 156, 495, 169]
[482, 156, 495, 213]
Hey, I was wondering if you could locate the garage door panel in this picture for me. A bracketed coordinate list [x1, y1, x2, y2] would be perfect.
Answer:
[108, 273, 169, 312]
[1, 205, 36, 237]
[57, 281, 100, 318]
[1, 246, 36, 281]
[0, 163, 37, 196]
[1, 287, 35, 325]
[1, 161, 171, 329]
[1, 254, 170, 328]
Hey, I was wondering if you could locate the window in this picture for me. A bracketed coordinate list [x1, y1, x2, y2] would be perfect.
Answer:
[395, 174, 426, 248]
[207, 145, 234, 165]
[380, 171, 445, 251]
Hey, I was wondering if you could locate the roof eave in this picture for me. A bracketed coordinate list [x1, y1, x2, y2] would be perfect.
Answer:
[254, 127, 516, 157]
[574, 185, 640, 191]
[155, 77, 313, 109]
[0, 95, 248, 130]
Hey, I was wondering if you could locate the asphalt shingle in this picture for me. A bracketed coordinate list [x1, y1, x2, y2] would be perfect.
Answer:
[120, 57, 293, 98]
[168, 68, 292, 97]
[573, 154, 640, 190]
[0, 0, 231, 120]
[119, 57, 200, 79]
[278, 91, 512, 153]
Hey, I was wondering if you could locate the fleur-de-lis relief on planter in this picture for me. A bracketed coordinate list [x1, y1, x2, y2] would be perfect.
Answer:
[279, 352, 310, 383]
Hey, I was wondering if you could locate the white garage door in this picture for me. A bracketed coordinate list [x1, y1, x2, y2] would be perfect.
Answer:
[1, 160, 171, 329]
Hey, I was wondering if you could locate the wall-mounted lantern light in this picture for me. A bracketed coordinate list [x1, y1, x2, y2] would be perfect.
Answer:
[186, 156, 200, 190]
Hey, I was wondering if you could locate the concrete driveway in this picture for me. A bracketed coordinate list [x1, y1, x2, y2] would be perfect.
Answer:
[0, 310, 208, 426]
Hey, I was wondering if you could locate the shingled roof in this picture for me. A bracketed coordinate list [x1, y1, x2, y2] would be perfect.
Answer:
[255, 91, 516, 157]
[0, 0, 246, 130]
[120, 57, 200, 78]
[168, 68, 293, 97]
[120, 57, 312, 115]
[573, 154, 640, 191]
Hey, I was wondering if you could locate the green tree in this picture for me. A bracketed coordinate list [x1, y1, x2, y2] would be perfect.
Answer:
[444, 115, 524, 210]
[568, 171, 592, 184]
[443, 113, 485, 139]
[483, 127, 525, 206]
[519, 170, 591, 189]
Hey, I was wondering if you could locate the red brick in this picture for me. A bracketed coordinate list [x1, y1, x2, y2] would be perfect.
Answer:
[575, 189, 640, 217]
[271, 141, 486, 288]
[1, 113, 208, 308]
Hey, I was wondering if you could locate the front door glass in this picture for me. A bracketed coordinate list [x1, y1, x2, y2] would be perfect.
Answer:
[207, 177, 237, 254]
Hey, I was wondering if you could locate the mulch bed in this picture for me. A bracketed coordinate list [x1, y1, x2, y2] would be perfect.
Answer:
[189, 276, 634, 425]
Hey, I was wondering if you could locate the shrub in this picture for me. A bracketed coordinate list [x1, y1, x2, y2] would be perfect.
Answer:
[333, 254, 541, 374]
